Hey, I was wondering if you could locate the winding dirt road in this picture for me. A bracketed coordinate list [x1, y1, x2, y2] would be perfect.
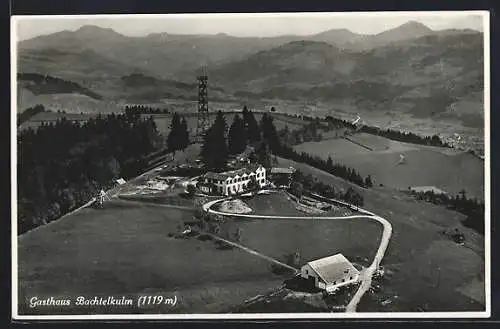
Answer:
[202, 194, 392, 313]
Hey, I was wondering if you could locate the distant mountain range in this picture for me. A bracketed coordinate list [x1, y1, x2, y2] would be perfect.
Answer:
[16, 21, 484, 127]
[18, 21, 480, 80]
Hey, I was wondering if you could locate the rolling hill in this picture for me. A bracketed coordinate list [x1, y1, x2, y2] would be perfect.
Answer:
[16, 70, 231, 112]
[18, 21, 482, 81]
[18, 25, 298, 81]
[17, 73, 105, 113]
[209, 31, 483, 124]
[16, 22, 484, 125]
[18, 73, 102, 100]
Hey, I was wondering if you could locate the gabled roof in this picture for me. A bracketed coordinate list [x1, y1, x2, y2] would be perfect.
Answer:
[204, 172, 228, 181]
[305, 254, 359, 284]
[204, 164, 264, 181]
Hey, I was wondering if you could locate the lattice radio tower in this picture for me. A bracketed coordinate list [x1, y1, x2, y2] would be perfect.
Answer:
[195, 65, 209, 142]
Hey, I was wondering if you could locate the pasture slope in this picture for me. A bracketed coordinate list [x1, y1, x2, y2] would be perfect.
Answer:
[17, 145, 287, 315]
[16, 143, 485, 314]
[274, 156, 485, 312]
[294, 132, 484, 199]
[18, 199, 287, 315]
[203, 192, 392, 313]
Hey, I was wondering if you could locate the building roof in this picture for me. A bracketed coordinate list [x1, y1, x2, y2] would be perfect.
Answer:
[270, 167, 296, 174]
[305, 254, 359, 284]
[204, 164, 264, 181]
[204, 172, 228, 181]
[410, 186, 448, 195]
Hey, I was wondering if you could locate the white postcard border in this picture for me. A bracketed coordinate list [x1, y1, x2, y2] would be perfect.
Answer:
[11, 11, 491, 320]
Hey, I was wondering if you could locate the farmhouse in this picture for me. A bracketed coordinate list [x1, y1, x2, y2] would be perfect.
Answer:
[300, 253, 360, 293]
[198, 164, 267, 196]
[409, 186, 448, 195]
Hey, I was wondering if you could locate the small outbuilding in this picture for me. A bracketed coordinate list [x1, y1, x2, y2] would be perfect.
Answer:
[409, 185, 448, 195]
[300, 253, 360, 293]
[269, 166, 296, 187]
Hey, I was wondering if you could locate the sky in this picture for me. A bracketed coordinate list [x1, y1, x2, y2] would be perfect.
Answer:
[13, 11, 486, 41]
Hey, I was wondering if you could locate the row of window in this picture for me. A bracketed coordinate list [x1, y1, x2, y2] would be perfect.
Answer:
[225, 178, 265, 194]
[228, 176, 251, 184]
[207, 171, 265, 185]
[228, 183, 248, 194]
[332, 277, 354, 285]
[228, 174, 265, 184]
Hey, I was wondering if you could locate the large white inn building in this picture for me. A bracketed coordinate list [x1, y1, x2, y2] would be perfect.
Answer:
[199, 164, 266, 196]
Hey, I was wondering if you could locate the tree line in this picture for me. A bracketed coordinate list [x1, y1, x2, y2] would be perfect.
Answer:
[125, 105, 170, 114]
[360, 125, 449, 147]
[127, 105, 451, 150]
[276, 144, 371, 188]
[290, 170, 364, 207]
[273, 113, 450, 148]
[17, 110, 161, 234]
[278, 121, 324, 146]
[408, 189, 485, 234]
[198, 106, 371, 189]
[200, 106, 268, 170]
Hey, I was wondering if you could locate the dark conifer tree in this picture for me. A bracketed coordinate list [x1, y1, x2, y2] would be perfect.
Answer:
[200, 111, 228, 169]
[242, 106, 261, 144]
[260, 113, 279, 152]
[228, 115, 247, 155]
[167, 112, 182, 154]
[327, 156, 333, 169]
[256, 141, 271, 168]
[364, 175, 373, 188]
[180, 116, 189, 150]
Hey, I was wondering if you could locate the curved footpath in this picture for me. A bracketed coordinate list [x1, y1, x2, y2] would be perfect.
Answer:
[202, 194, 392, 313]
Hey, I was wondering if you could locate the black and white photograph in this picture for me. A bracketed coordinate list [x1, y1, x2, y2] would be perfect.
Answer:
[11, 11, 490, 319]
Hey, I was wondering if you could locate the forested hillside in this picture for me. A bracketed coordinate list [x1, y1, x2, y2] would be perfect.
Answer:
[17, 108, 161, 234]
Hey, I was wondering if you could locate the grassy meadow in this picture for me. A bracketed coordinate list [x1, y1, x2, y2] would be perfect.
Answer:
[293, 133, 484, 199]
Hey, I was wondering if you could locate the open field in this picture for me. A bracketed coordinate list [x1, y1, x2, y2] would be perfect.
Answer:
[213, 191, 380, 268]
[18, 199, 288, 315]
[273, 156, 485, 312]
[218, 216, 381, 270]
[17, 111, 100, 130]
[17, 87, 118, 114]
[294, 133, 484, 199]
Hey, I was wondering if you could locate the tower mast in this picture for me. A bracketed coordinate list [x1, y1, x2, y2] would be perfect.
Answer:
[195, 65, 209, 143]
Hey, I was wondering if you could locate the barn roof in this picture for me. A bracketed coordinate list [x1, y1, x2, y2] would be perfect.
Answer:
[410, 186, 448, 195]
[306, 253, 359, 284]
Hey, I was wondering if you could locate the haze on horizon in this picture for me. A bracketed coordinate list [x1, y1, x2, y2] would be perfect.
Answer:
[14, 11, 485, 41]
